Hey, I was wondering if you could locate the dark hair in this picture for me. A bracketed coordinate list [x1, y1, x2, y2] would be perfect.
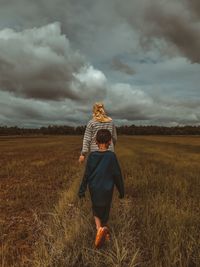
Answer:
[96, 129, 112, 144]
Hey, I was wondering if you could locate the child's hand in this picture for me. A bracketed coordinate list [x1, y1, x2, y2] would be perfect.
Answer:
[79, 155, 85, 163]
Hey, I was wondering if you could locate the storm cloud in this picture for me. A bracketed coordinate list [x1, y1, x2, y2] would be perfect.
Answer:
[111, 58, 135, 75]
[0, 0, 200, 127]
[0, 23, 107, 102]
[117, 0, 200, 62]
[0, 0, 199, 62]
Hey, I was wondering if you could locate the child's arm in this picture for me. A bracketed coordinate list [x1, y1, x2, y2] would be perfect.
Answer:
[113, 154, 124, 198]
[78, 155, 91, 198]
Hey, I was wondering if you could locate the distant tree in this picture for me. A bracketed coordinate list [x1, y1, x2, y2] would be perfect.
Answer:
[0, 124, 200, 136]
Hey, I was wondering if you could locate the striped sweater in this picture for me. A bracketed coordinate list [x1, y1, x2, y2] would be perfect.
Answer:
[81, 119, 117, 155]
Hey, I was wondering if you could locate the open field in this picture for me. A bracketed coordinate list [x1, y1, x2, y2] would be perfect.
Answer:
[0, 135, 200, 267]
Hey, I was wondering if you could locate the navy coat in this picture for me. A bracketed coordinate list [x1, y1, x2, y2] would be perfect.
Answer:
[78, 150, 124, 206]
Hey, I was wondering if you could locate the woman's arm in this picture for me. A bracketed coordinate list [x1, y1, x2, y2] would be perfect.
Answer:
[79, 122, 92, 163]
[81, 122, 92, 155]
[112, 123, 117, 146]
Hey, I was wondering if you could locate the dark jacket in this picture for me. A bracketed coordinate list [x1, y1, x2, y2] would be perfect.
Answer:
[78, 150, 124, 206]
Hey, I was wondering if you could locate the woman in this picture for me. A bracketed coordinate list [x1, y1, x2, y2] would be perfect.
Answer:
[79, 102, 117, 163]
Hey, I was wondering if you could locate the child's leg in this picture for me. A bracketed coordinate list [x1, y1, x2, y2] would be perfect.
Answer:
[93, 206, 111, 248]
[93, 204, 110, 229]
[94, 216, 101, 230]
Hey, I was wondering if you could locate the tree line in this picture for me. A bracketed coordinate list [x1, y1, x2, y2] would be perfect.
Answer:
[0, 124, 200, 135]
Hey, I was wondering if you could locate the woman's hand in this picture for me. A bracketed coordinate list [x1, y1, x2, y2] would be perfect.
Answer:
[79, 155, 85, 163]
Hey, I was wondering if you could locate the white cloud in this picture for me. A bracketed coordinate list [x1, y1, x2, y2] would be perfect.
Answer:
[72, 65, 107, 101]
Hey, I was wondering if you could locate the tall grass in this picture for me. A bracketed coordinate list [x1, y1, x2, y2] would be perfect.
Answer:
[118, 136, 200, 267]
[32, 167, 139, 267]
[1, 135, 200, 266]
[0, 136, 82, 266]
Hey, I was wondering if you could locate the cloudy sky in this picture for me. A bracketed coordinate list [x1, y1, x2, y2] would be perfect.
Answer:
[0, 0, 200, 127]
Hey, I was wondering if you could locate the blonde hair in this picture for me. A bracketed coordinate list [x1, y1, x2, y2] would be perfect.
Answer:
[92, 102, 112, 122]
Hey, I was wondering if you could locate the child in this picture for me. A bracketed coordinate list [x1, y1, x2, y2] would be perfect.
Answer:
[78, 129, 124, 248]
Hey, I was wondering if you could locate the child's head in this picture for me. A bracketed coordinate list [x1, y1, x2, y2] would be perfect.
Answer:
[96, 129, 111, 148]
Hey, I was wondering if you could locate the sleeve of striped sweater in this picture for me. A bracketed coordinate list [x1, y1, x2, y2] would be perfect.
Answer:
[112, 123, 117, 145]
[81, 122, 92, 156]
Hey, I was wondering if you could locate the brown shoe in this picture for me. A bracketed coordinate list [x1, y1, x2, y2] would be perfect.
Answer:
[95, 227, 108, 248]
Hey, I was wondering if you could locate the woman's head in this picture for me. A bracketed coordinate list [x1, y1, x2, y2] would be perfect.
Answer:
[93, 102, 105, 115]
[93, 102, 112, 122]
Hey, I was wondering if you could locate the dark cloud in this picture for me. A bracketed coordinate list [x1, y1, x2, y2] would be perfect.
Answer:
[144, 2, 200, 62]
[110, 108, 150, 121]
[111, 58, 135, 75]
[117, 0, 200, 62]
[186, 0, 200, 17]
[0, 0, 200, 127]
[0, 23, 106, 101]
[15, 105, 43, 119]
[0, 91, 90, 127]
[1, 0, 200, 62]
[0, 23, 82, 100]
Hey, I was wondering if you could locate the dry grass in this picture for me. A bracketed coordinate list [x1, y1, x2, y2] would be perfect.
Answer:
[1, 135, 200, 267]
[0, 136, 81, 266]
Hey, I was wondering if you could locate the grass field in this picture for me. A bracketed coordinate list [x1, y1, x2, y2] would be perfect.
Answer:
[0, 135, 200, 267]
